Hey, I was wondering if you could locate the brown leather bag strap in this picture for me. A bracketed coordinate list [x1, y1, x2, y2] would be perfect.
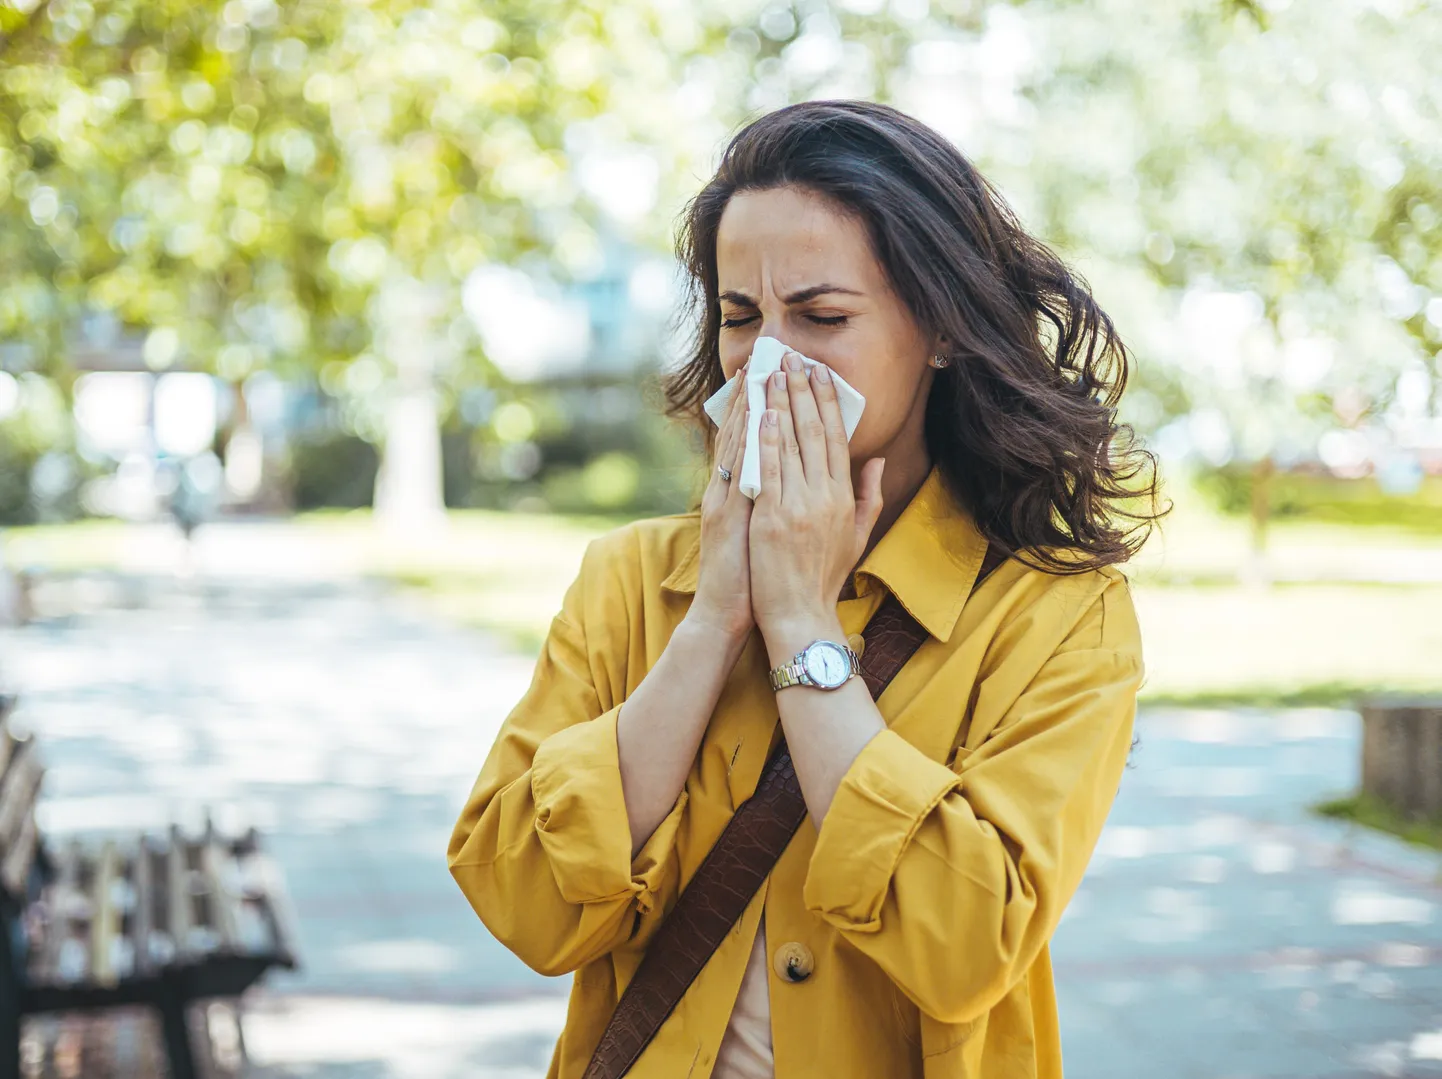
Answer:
[583, 545, 1006, 1079]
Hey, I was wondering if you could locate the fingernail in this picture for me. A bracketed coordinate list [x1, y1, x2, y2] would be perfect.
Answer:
[785, 352, 802, 372]
[763, 409, 778, 428]
[812, 365, 831, 384]
[772, 370, 786, 389]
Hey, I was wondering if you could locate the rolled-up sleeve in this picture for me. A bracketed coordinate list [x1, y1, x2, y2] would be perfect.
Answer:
[531, 704, 687, 915]
[802, 730, 960, 932]
[447, 532, 685, 977]
[803, 576, 1143, 1025]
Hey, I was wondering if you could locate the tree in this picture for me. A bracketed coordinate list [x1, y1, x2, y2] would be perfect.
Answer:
[0, 0, 742, 522]
[3, 0, 1438, 539]
[893, 0, 1442, 559]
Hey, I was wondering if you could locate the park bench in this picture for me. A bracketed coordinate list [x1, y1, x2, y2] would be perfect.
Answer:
[0, 692, 299, 1079]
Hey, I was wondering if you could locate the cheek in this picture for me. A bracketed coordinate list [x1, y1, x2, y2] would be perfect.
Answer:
[841, 357, 929, 448]
[825, 349, 916, 420]
[719, 336, 753, 380]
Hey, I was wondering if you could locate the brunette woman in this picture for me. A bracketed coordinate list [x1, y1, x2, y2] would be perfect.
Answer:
[450, 100, 1158, 1079]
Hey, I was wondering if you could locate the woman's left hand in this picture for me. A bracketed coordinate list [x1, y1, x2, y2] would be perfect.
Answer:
[749, 350, 886, 640]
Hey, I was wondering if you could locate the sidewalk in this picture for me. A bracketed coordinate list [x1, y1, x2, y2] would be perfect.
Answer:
[2, 571, 1439, 1078]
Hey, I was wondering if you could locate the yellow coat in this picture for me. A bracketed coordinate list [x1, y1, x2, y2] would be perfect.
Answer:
[449, 467, 1144, 1078]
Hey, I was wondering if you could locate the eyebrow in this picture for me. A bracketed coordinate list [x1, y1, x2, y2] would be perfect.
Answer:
[718, 283, 864, 307]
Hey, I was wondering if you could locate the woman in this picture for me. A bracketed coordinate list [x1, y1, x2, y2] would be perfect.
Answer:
[449, 100, 1159, 1079]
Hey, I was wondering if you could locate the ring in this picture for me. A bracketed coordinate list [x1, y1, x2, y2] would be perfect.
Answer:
[717, 465, 732, 482]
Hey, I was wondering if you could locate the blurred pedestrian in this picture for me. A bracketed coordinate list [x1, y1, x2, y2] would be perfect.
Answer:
[161, 452, 222, 575]
[450, 101, 1161, 1079]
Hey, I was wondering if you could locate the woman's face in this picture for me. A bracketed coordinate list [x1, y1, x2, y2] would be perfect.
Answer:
[715, 184, 936, 463]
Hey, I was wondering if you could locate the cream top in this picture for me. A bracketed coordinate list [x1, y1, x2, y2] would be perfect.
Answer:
[713, 924, 775, 1079]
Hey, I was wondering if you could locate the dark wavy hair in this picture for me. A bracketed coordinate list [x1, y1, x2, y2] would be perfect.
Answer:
[665, 100, 1163, 573]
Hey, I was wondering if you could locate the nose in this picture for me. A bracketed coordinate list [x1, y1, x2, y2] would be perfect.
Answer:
[757, 305, 787, 343]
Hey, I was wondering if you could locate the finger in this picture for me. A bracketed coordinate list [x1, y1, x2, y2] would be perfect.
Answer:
[855, 456, 886, 546]
[722, 408, 748, 501]
[726, 361, 749, 419]
[782, 352, 828, 482]
[766, 367, 805, 496]
[711, 365, 748, 486]
[714, 392, 744, 477]
[713, 363, 748, 452]
[758, 406, 782, 503]
[808, 363, 850, 483]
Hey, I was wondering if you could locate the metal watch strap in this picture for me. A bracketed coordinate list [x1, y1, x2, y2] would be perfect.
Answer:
[768, 644, 860, 691]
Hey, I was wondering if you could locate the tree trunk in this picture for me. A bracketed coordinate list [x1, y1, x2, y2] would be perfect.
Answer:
[1249, 457, 1273, 552]
[1241, 456, 1274, 587]
[373, 280, 448, 534]
[374, 380, 446, 533]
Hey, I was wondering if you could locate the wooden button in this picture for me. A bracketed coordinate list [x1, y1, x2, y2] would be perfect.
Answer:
[773, 941, 815, 983]
[846, 633, 865, 657]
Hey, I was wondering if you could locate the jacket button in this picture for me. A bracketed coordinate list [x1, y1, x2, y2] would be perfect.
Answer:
[846, 634, 865, 657]
[773, 941, 815, 983]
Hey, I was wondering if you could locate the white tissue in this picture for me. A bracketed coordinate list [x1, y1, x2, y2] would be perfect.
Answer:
[701, 336, 866, 499]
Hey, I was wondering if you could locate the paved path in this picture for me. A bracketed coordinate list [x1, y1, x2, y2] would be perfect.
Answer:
[2, 572, 1440, 1078]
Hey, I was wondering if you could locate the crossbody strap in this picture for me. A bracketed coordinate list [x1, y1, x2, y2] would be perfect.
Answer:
[583, 544, 1006, 1079]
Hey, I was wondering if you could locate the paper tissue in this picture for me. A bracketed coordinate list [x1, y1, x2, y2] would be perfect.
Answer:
[701, 337, 866, 499]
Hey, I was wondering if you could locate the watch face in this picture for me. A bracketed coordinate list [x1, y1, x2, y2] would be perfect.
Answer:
[803, 641, 851, 689]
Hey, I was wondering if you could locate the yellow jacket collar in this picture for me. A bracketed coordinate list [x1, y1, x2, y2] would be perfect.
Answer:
[661, 466, 988, 643]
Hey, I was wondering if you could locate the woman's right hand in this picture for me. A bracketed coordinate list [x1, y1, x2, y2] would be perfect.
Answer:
[687, 366, 754, 643]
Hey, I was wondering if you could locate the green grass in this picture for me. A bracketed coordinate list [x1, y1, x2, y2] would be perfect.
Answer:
[1139, 683, 1429, 710]
[1315, 793, 1442, 852]
[0, 518, 149, 572]
[1130, 582, 1442, 705]
[6, 477, 1442, 704]
[1197, 469, 1442, 538]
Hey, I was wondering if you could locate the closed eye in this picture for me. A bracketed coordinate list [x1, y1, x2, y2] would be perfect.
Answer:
[719, 313, 850, 328]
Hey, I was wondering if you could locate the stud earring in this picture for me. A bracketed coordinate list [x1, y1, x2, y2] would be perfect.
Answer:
[929, 354, 952, 369]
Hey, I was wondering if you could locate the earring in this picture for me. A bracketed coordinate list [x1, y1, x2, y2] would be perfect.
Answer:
[929, 354, 951, 369]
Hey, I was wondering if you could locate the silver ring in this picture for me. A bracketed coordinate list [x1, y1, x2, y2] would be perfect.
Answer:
[717, 464, 732, 482]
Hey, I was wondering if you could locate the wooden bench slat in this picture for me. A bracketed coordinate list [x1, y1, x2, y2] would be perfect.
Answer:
[33, 841, 96, 987]
[200, 835, 240, 957]
[0, 726, 22, 789]
[166, 827, 195, 966]
[33, 841, 81, 987]
[130, 837, 155, 980]
[0, 737, 43, 853]
[145, 838, 176, 970]
[2, 810, 39, 899]
[89, 842, 122, 989]
[67, 847, 98, 986]
[179, 834, 217, 959]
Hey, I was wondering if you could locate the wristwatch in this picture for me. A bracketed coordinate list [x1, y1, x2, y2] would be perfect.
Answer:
[768, 639, 861, 692]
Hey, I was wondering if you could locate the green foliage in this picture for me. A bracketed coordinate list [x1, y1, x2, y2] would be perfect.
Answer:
[286, 431, 378, 510]
[0, 423, 40, 523]
[2, 0, 1440, 513]
[1195, 467, 1442, 535]
[0, 0, 735, 380]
